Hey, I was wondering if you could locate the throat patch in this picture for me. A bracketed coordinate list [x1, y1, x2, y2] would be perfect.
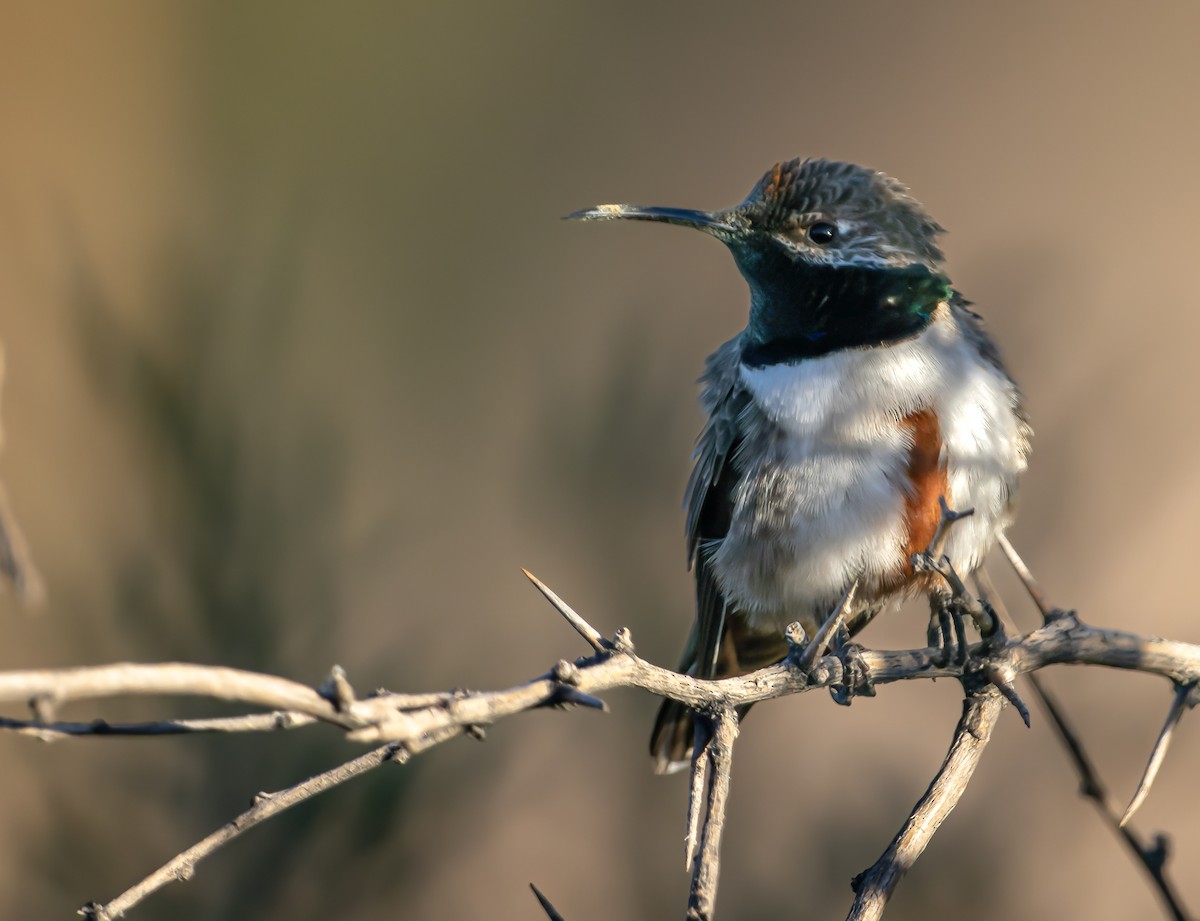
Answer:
[740, 261, 950, 366]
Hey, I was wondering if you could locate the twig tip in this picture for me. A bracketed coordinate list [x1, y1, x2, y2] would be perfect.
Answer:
[529, 883, 567, 921]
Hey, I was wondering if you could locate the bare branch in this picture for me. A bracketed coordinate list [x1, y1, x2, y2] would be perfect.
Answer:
[4, 616, 1200, 751]
[847, 688, 1005, 921]
[80, 726, 463, 920]
[0, 711, 316, 741]
[687, 708, 738, 921]
[1121, 681, 1196, 828]
[0, 662, 423, 731]
[1029, 674, 1192, 921]
[0, 569, 1197, 920]
[989, 543, 1194, 921]
[685, 718, 710, 872]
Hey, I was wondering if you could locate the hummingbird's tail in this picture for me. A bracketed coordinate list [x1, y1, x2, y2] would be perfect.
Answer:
[649, 698, 702, 775]
[649, 619, 789, 774]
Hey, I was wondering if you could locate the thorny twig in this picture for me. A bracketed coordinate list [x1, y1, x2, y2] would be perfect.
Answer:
[0, 534, 1190, 918]
[686, 708, 738, 921]
[4, 619, 1198, 753]
[796, 580, 860, 674]
[0, 711, 317, 740]
[80, 726, 463, 921]
[991, 547, 1196, 921]
[1030, 677, 1192, 921]
[847, 689, 1006, 921]
[840, 503, 1014, 921]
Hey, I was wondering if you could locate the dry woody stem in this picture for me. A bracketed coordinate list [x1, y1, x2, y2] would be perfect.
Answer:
[847, 689, 1005, 921]
[0, 527, 1192, 919]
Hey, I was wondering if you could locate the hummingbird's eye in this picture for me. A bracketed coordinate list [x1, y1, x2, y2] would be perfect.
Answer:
[807, 221, 838, 245]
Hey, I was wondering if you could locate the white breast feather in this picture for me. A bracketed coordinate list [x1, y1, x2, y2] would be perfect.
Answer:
[718, 311, 1024, 629]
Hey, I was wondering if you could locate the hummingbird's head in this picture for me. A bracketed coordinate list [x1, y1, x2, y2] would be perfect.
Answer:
[566, 158, 944, 272]
[732, 158, 944, 270]
[569, 158, 952, 360]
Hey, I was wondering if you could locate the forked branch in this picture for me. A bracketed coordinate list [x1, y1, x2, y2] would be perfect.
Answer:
[847, 689, 1005, 921]
[0, 547, 1193, 918]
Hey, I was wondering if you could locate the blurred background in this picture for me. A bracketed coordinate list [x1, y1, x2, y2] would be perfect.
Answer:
[1, 2, 1198, 918]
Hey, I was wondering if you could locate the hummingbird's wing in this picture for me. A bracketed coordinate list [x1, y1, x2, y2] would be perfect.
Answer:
[950, 292, 1033, 472]
[682, 337, 749, 678]
[650, 338, 749, 773]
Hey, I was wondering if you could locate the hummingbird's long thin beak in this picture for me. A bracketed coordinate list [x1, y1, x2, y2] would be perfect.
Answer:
[563, 204, 739, 240]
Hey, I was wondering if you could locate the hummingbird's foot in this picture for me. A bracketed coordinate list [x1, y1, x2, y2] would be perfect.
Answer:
[828, 640, 875, 705]
[928, 597, 970, 668]
[928, 597, 1029, 724]
[929, 595, 1009, 670]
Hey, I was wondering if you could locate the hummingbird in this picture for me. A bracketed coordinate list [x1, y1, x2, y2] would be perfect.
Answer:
[568, 158, 1030, 773]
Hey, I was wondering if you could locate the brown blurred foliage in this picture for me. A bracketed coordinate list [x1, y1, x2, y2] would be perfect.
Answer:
[0, 2, 1198, 919]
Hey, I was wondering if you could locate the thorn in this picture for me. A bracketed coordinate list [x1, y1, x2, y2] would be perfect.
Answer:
[388, 743, 412, 765]
[529, 883, 567, 921]
[29, 693, 56, 724]
[1120, 681, 1194, 827]
[997, 533, 1054, 621]
[318, 666, 356, 711]
[986, 667, 1031, 727]
[542, 686, 608, 712]
[521, 569, 607, 653]
[798, 580, 859, 674]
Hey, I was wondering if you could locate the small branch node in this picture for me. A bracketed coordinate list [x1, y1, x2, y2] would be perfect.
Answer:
[387, 742, 412, 765]
[552, 659, 580, 685]
[29, 692, 57, 724]
[1147, 834, 1170, 872]
[318, 666, 356, 712]
[610, 627, 635, 655]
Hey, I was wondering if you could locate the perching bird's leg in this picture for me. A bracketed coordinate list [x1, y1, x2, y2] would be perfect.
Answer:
[827, 627, 876, 705]
[928, 594, 965, 667]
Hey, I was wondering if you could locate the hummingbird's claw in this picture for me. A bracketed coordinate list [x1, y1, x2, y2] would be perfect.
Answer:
[828, 641, 875, 705]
